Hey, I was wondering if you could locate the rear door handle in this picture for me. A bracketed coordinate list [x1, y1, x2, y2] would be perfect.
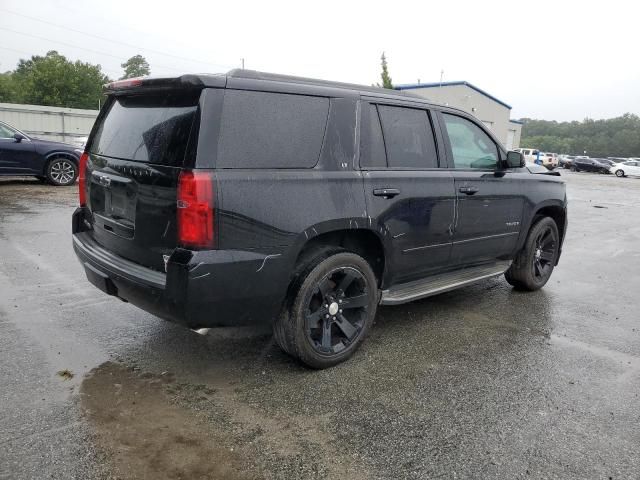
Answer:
[373, 188, 400, 199]
[459, 186, 479, 195]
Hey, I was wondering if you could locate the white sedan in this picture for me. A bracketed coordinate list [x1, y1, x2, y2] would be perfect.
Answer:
[610, 160, 640, 177]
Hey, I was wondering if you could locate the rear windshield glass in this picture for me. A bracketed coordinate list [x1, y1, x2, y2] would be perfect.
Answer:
[90, 93, 199, 165]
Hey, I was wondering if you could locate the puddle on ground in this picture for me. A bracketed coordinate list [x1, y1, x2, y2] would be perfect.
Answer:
[80, 362, 369, 480]
[80, 362, 256, 480]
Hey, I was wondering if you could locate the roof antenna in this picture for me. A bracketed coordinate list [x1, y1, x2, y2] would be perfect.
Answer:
[241, 58, 245, 69]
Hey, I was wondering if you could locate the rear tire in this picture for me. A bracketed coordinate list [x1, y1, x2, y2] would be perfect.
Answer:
[46, 157, 78, 186]
[505, 217, 559, 291]
[273, 248, 378, 369]
[571, 166, 578, 172]
[615, 169, 625, 177]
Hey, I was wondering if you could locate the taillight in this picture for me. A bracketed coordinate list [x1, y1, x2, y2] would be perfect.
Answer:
[78, 152, 88, 207]
[177, 170, 215, 249]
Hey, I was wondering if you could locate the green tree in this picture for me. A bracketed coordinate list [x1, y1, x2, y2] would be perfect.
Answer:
[11, 51, 109, 109]
[520, 114, 640, 157]
[379, 52, 393, 89]
[120, 55, 150, 79]
[0, 71, 17, 102]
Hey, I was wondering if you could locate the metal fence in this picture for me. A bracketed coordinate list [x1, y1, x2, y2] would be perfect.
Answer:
[0, 102, 99, 146]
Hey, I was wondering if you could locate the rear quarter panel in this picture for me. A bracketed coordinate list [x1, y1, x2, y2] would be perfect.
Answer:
[206, 92, 369, 318]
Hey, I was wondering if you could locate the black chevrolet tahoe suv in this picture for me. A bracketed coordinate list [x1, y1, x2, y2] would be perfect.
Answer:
[72, 70, 567, 368]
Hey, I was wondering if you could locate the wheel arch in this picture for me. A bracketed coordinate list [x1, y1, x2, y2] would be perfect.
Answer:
[519, 201, 567, 265]
[291, 226, 388, 288]
[533, 204, 566, 244]
[44, 151, 79, 169]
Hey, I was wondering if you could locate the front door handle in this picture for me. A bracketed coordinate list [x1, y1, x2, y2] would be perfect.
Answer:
[373, 188, 400, 199]
[459, 186, 479, 195]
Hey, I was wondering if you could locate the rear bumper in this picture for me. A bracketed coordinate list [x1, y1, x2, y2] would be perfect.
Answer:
[72, 208, 291, 328]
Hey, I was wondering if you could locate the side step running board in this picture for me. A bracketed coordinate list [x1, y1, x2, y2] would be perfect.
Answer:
[380, 261, 511, 305]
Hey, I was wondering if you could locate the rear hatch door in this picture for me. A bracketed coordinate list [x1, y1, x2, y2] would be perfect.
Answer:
[85, 91, 200, 271]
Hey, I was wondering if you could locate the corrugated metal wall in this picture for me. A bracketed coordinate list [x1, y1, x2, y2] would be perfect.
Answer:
[0, 103, 99, 146]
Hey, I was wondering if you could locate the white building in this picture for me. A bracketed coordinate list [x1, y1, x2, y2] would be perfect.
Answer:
[394, 81, 522, 150]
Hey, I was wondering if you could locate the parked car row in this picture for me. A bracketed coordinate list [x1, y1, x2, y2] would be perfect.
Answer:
[556, 154, 640, 178]
[514, 148, 558, 170]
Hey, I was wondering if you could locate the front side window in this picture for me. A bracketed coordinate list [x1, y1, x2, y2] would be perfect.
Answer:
[443, 113, 498, 169]
[377, 105, 438, 168]
[0, 123, 16, 139]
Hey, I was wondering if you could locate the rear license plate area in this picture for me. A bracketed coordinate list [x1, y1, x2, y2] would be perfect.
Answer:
[90, 171, 137, 238]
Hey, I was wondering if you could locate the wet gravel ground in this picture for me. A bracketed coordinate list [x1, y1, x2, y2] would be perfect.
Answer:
[0, 171, 639, 479]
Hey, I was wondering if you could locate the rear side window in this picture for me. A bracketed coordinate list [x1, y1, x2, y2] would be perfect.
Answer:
[377, 105, 438, 168]
[360, 104, 387, 168]
[442, 113, 498, 169]
[217, 90, 329, 169]
[90, 93, 199, 166]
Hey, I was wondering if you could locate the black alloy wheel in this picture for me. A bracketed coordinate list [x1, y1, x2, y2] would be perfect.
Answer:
[531, 226, 556, 282]
[273, 249, 378, 369]
[505, 216, 559, 291]
[305, 267, 369, 355]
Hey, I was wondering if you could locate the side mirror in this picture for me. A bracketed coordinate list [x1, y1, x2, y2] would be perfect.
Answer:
[13, 133, 25, 143]
[506, 150, 525, 168]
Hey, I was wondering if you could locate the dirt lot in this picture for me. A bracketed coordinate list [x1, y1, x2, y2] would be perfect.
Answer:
[1, 171, 639, 479]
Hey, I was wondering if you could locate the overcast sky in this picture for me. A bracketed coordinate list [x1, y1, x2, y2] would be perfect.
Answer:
[1, 0, 638, 121]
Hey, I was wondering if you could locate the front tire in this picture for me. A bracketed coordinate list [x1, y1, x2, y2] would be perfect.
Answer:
[615, 169, 625, 177]
[46, 158, 78, 186]
[505, 217, 560, 291]
[273, 249, 378, 369]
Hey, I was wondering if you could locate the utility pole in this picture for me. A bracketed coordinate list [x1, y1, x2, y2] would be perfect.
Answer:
[241, 58, 245, 69]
